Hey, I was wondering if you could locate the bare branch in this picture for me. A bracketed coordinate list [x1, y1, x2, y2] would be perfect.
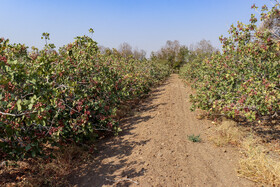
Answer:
[0, 111, 36, 117]
[56, 84, 69, 89]
[21, 93, 34, 99]
[272, 111, 278, 118]
[77, 81, 89, 84]
[60, 99, 81, 114]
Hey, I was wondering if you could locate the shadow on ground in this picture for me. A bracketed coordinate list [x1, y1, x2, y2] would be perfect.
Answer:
[238, 115, 280, 144]
[68, 84, 167, 187]
[251, 118, 280, 143]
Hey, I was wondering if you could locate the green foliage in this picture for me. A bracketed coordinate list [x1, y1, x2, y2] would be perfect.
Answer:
[188, 134, 201, 142]
[0, 31, 171, 160]
[180, 3, 280, 122]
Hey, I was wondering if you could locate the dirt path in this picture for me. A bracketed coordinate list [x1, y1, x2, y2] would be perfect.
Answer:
[70, 74, 255, 187]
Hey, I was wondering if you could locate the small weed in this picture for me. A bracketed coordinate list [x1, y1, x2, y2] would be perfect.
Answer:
[188, 134, 201, 142]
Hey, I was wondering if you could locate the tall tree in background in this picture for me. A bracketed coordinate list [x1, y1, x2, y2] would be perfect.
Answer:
[118, 42, 133, 58]
[152, 40, 190, 69]
[189, 39, 217, 56]
[117, 42, 147, 60]
[133, 48, 147, 60]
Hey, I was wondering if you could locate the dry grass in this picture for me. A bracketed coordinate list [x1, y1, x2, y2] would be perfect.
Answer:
[238, 136, 280, 186]
[209, 118, 280, 186]
[0, 144, 93, 186]
[210, 120, 244, 147]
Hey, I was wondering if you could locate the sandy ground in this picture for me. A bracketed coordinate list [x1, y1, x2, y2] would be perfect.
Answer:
[70, 74, 255, 187]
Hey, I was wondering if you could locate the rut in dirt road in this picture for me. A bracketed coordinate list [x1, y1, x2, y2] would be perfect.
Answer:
[70, 74, 255, 187]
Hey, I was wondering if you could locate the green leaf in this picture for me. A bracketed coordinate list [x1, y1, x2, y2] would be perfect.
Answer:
[28, 103, 33, 110]
[17, 99, 22, 111]
[31, 150, 36, 157]
[25, 144, 31, 151]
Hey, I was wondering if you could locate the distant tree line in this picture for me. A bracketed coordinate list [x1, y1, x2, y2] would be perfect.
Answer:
[150, 39, 218, 70]
[98, 39, 218, 70]
[99, 42, 146, 61]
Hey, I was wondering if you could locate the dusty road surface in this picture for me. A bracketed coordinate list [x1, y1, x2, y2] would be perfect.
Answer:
[70, 74, 254, 187]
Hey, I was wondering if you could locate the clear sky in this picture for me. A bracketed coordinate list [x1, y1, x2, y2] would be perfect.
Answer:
[0, 0, 273, 55]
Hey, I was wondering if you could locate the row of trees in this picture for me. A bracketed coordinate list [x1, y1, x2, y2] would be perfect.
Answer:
[0, 32, 171, 160]
[99, 42, 146, 60]
[1, 28, 220, 160]
[151, 39, 217, 69]
[180, 3, 280, 122]
[98, 39, 217, 70]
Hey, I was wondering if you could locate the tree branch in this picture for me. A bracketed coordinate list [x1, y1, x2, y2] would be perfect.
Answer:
[0, 111, 36, 117]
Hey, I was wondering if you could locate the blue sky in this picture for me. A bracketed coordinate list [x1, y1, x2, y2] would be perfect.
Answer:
[0, 0, 272, 55]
